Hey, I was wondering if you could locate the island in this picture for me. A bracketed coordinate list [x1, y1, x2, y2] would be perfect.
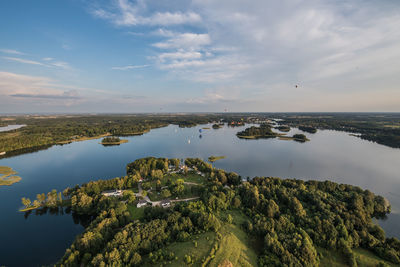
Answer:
[275, 125, 291, 132]
[0, 166, 21, 186]
[101, 136, 128, 146]
[20, 157, 400, 266]
[298, 125, 318, 133]
[279, 133, 310, 142]
[208, 155, 226, 162]
[236, 124, 279, 139]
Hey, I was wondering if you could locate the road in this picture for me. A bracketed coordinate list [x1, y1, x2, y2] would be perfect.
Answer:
[136, 182, 199, 206]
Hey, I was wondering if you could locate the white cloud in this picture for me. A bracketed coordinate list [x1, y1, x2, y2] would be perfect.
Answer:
[3, 55, 73, 70]
[111, 64, 150, 70]
[92, 0, 201, 26]
[142, 12, 201, 26]
[50, 61, 72, 70]
[0, 71, 67, 96]
[3, 56, 44, 66]
[0, 49, 24, 55]
[158, 51, 202, 62]
[152, 33, 210, 49]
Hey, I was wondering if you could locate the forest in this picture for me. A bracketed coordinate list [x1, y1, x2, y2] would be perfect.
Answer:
[0, 114, 223, 156]
[273, 113, 400, 148]
[21, 157, 400, 266]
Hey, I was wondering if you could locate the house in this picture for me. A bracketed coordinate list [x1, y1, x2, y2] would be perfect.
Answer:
[137, 199, 148, 208]
[102, 189, 123, 197]
[160, 199, 171, 208]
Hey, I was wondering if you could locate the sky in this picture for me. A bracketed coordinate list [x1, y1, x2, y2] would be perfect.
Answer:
[0, 0, 399, 113]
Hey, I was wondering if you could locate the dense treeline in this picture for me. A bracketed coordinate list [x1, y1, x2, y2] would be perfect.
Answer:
[298, 126, 317, 133]
[2, 113, 400, 155]
[292, 133, 308, 142]
[101, 136, 122, 143]
[0, 114, 227, 155]
[22, 157, 400, 266]
[275, 125, 290, 132]
[239, 177, 398, 266]
[276, 113, 400, 148]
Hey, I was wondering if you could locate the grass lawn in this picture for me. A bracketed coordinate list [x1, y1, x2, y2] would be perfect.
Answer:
[148, 184, 201, 201]
[318, 247, 396, 267]
[142, 231, 217, 267]
[127, 204, 145, 220]
[148, 191, 164, 201]
[354, 248, 397, 267]
[164, 173, 207, 185]
[208, 210, 258, 267]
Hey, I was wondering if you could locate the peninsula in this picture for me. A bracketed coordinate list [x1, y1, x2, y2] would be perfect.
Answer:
[21, 157, 400, 266]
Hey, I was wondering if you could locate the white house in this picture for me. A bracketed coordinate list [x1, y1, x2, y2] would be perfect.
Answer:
[137, 199, 148, 208]
[102, 189, 123, 197]
[160, 199, 171, 208]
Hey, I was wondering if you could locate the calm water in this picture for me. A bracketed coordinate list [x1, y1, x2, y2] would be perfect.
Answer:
[1, 124, 400, 266]
[0, 124, 26, 133]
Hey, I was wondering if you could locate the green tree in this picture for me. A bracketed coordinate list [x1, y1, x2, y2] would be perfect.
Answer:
[161, 189, 172, 198]
[21, 197, 31, 208]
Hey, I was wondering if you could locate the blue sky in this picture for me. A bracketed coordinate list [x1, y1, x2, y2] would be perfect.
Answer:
[0, 0, 399, 113]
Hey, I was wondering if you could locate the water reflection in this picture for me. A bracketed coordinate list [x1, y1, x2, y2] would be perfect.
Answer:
[23, 206, 93, 228]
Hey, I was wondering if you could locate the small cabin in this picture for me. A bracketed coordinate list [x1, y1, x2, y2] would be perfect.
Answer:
[160, 199, 171, 208]
[102, 189, 123, 197]
[137, 199, 148, 208]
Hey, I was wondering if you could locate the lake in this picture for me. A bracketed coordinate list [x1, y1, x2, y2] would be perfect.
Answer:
[1, 123, 400, 266]
[0, 124, 26, 133]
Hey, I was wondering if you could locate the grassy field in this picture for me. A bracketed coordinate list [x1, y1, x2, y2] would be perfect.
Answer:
[148, 173, 206, 189]
[141, 231, 217, 267]
[148, 184, 201, 201]
[208, 210, 258, 267]
[140, 209, 258, 267]
[127, 204, 145, 220]
[354, 248, 397, 267]
[318, 247, 396, 267]
[0, 166, 21, 186]
[148, 191, 164, 201]
[164, 173, 207, 185]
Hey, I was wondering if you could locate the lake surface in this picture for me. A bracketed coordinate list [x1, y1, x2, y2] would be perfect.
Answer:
[1, 124, 400, 266]
[0, 124, 26, 133]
